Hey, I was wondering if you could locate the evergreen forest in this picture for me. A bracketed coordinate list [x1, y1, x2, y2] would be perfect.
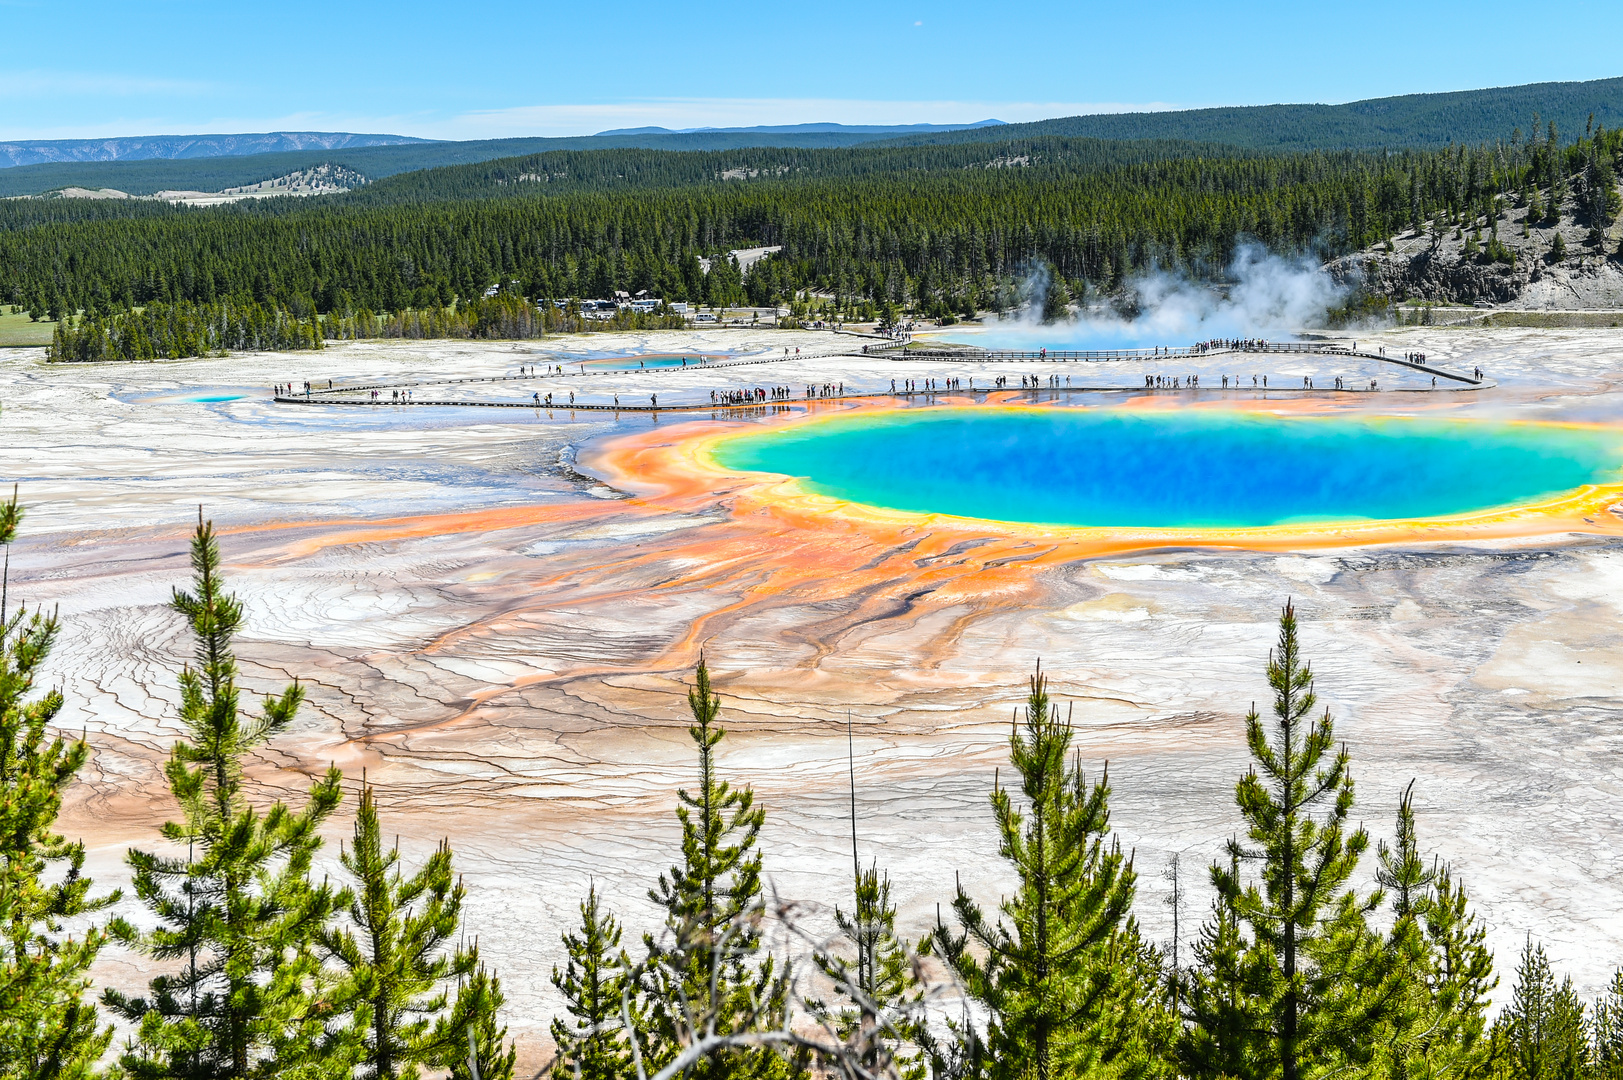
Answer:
[2, 75, 1621, 199]
[3, 474, 1623, 1079]
[6, 118, 1621, 360]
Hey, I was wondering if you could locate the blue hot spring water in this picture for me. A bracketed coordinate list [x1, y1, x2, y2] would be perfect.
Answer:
[711, 408, 1623, 528]
[577, 354, 720, 370]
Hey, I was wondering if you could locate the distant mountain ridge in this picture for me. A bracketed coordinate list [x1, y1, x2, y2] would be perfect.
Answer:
[875, 77, 1623, 150]
[595, 120, 1006, 136]
[0, 131, 432, 169]
[2, 76, 1620, 196]
[0, 130, 996, 195]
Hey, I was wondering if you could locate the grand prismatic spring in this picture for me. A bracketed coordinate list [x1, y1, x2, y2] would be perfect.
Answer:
[710, 408, 1623, 528]
[9, 326, 1623, 1063]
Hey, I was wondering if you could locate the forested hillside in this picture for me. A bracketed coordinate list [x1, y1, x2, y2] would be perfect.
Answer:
[882, 76, 1623, 151]
[9, 122, 1618, 339]
[0, 154, 1378, 322]
[3, 75, 1618, 198]
[343, 137, 1258, 205]
[0, 128, 988, 199]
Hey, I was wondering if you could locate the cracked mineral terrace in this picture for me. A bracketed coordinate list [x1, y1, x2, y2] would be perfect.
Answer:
[6, 325, 1623, 1066]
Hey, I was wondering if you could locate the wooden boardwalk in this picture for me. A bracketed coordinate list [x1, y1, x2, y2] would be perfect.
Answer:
[273, 341, 1491, 412]
[884, 342, 1490, 387]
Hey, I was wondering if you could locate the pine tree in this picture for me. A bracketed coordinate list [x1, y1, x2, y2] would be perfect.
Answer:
[0, 490, 119, 1080]
[1184, 602, 1386, 1080]
[1410, 866, 1497, 1080]
[1424, 866, 1495, 1035]
[106, 513, 349, 1080]
[551, 884, 635, 1080]
[1370, 782, 1433, 1080]
[1376, 779, 1428, 915]
[1589, 970, 1623, 1080]
[1579, 138, 1618, 245]
[815, 718, 922, 1077]
[821, 862, 923, 1077]
[1548, 121, 1567, 219]
[1040, 266, 1072, 323]
[438, 965, 514, 1080]
[1368, 782, 1496, 1080]
[1181, 851, 1268, 1080]
[1493, 939, 1586, 1080]
[930, 664, 1175, 1080]
[636, 658, 794, 1079]
[320, 779, 478, 1080]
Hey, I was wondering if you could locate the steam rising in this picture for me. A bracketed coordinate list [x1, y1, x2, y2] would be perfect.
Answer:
[967, 243, 1346, 349]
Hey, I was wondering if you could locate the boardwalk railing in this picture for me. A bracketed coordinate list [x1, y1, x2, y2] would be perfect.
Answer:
[291, 347, 857, 398]
[878, 342, 1485, 386]
[274, 339, 1489, 410]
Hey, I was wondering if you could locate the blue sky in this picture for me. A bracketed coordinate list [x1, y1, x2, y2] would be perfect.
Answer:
[2, 0, 1620, 141]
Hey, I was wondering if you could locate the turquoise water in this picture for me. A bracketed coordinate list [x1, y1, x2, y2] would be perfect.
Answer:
[192, 395, 243, 402]
[712, 409, 1623, 528]
[578, 354, 720, 370]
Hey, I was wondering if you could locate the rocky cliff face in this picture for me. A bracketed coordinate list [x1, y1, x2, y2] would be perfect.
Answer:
[1326, 184, 1623, 308]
